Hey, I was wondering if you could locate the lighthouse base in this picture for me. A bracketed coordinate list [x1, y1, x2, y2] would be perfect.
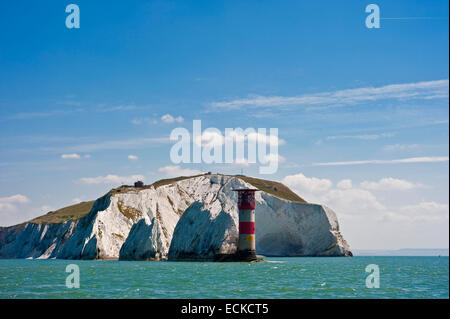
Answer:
[214, 250, 262, 262]
[236, 249, 257, 261]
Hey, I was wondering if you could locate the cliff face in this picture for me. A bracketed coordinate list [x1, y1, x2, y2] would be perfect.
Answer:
[0, 175, 351, 260]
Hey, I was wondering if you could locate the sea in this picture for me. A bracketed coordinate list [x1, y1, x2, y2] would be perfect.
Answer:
[0, 256, 448, 299]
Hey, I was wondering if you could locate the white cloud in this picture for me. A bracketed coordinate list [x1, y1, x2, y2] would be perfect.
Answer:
[234, 158, 250, 166]
[131, 117, 158, 125]
[158, 165, 201, 178]
[263, 153, 286, 164]
[337, 179, 352, 189]
[0, 194, 30, 204]
[211, 79, 449, 110]
[194, 130, 225, 147]
[0, 194, 30, 212]
[281, 172, 449, 249]
[387, 202, 450, 222]
[312, 156, 449, 166]
[360, 177, 423, 191]
[96, 105, 138, 112]
[7, 109, 83, 120]
[321, 188, 386, 215]
[326, 133, 394, 141]
[383, 144, 420, 151]
[78, 174, 145, 185]
[283, 172, 448, 224]
[128, 155, 138, 160]
[401, 202, 449, 215]
[246, 132, 286, 146]
[131, 118, 143, 125]
[84, 154, 91, 159]
[211, 153, 284, 167]
[282, 173, 332, 195]
[282, 173, 383, 212]
[161, 114, 184, 123]
[47, 137, 170, 153]
[194, 130, 285, 148]
[61, 153, 81, 159]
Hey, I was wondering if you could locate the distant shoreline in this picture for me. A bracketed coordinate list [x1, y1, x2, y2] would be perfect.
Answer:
[352, 248, 449, 257]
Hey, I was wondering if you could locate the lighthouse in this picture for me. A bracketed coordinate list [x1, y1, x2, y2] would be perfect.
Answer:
[234, 189, 259, 261]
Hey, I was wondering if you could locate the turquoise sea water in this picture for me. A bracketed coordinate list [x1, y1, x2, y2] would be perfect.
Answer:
[0, 257, 448, 299]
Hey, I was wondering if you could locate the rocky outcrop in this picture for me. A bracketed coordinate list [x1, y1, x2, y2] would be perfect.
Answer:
[0, 174, 351, 260]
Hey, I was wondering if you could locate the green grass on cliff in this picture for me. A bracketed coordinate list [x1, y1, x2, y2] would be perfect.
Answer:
[30, 201, 95, 224]
[27, 174, 305, 224]
[108, 174, 205, 195]
[236, 175, 306, 203]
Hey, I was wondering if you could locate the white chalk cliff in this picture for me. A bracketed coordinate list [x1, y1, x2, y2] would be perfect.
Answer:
[0, 174, 351, 260]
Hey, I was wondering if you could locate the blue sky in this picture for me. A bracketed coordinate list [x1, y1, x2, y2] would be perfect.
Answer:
[0, 1, 448, 249]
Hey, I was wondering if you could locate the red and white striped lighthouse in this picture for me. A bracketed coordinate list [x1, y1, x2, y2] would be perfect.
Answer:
[234, 189, 259, 261]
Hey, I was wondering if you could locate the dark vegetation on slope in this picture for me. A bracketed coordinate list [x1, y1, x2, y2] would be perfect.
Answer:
[25, 174, 305, 225]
